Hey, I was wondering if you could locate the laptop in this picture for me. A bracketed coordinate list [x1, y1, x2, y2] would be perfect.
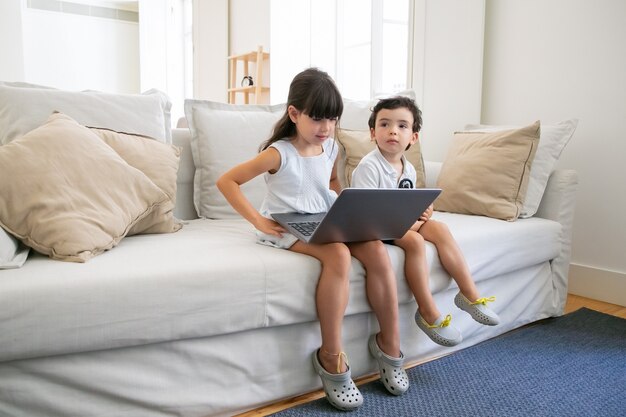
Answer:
[271, 188, 442, 244]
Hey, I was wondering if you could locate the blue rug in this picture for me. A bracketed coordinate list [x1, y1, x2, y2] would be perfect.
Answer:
[271, 308, 626, 416]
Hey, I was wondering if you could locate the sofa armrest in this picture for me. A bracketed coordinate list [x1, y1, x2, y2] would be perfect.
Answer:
[172, 128, 199, 220]
[425, 162, 578, 313]
[535, 169, 579, 313]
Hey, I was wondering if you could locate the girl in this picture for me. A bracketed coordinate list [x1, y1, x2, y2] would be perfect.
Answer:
[217, 68, 408, 410]
[352, 96, 500, 347]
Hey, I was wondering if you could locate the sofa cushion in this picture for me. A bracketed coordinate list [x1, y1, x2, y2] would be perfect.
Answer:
[0, 228, 30, 269]
[434, 121, 540, 221]
[90, 128, 182, 234]
[0, 83, 172, 144]
[335, 128, 426, 187]
[0, 113, 170, 262]
[0, 212, 561, 362]
[184, 99, 284, 219]
[464, 119, 578, 218]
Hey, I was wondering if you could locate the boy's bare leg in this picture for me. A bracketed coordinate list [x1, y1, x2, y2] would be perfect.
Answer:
[394, 230, 441, 324]
[419, 220, 480, 301]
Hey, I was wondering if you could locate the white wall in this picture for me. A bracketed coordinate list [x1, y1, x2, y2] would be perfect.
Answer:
[413, 0, 486, 162]
[229, 0, 270, 104]
[22, 6, 139, 93]
[193, 0, 228, 102]
[480, 0, 626, 306]
[0, 1, 25, 81]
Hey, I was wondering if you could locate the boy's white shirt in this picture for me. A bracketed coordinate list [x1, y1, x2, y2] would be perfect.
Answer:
[351, 147, 417, 189]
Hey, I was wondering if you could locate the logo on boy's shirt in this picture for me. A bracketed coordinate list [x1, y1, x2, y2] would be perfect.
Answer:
[398, 178, 414, 189]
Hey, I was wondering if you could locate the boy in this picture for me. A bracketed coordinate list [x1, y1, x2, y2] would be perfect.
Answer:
[351, 96, 500, 346]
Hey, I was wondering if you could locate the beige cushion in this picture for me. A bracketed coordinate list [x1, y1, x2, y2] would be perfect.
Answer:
[434, 121, 540, 221]
[0, 113, 170, 262]
[336, 128, 426, 187]
[90, 128, 182, 234]
[464, 119, 578, 218]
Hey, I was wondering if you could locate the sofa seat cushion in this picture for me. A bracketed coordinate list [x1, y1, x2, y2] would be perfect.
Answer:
[0, 214, 561, 362]
[424, 212, 562, 295]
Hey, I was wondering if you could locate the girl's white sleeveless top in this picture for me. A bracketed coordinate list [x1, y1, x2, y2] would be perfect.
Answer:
[259, 138, 338, 217]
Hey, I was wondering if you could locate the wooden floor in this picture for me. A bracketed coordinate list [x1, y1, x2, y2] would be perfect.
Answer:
[235, 294, 625, 417]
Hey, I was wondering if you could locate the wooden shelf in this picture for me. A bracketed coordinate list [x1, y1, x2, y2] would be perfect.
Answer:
[228, 46, 269, 104]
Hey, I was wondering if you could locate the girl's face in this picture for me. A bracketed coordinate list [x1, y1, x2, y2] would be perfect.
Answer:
[370, 107, 418, 158]
[288, 105, 337, 147]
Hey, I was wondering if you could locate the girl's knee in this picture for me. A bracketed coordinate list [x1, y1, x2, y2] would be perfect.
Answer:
[322, 242, 352, 273]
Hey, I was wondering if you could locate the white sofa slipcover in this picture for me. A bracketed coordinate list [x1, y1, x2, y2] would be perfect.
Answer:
[0, 127, 578, 417]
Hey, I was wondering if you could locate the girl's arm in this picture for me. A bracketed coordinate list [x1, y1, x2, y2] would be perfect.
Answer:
[329, 160, 342, 194]
[216, 148, 286, 237]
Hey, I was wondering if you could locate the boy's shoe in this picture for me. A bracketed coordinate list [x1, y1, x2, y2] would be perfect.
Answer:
[454, 292, 500, 326]
[415, 311, 462, 347]
[368, 334, 409, 396]
[312, 349, 363, 411]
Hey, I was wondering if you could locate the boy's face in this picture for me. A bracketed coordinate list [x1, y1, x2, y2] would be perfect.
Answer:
[370, 107, 418, 158]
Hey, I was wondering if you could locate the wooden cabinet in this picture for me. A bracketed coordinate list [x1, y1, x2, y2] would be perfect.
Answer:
[228, 46, 269, 104]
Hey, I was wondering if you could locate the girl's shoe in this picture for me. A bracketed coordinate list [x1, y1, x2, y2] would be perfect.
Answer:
[415, 311, 462, 346]
[367, 334, 409, 395]
[312, 349, 363, 411]
[454, 292, 500, 325]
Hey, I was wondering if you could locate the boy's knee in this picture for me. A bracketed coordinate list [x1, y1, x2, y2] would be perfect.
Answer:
[405, 231, 425, 248]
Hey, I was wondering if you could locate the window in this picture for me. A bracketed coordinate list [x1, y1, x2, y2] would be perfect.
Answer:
[336, 0, 410, 99]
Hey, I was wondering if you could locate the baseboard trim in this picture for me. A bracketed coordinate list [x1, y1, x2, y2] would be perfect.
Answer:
[568, 264, 626, 307]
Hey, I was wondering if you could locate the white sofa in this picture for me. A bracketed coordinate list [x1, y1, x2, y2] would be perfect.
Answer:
[0, 128, 578, 417]
[0, 83, 578, 417]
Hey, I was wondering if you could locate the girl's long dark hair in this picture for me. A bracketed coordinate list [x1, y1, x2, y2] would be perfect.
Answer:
[259, 68, 343, 151]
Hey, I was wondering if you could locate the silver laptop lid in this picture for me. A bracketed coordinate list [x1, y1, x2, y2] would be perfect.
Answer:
[272, 188, 441, 244]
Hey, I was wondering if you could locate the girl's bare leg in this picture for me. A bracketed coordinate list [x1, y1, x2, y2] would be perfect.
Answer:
[290, 241, 352, 373]
[348, 240, 400, 358]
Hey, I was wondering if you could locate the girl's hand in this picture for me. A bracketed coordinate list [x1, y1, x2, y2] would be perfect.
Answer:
[419, 204, 434, 221]
[254, 217, 287, 237]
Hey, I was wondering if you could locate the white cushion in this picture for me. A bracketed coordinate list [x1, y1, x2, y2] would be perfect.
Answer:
[183, 92, 418, 219]
[0, 228, 29, 269]
[465, 119, 578, 218]
[184, 99, 284, 219]
[0, 83, 172, 144]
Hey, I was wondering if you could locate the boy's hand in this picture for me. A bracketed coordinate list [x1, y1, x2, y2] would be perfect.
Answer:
[419, 204, 434, 221]
[254, 217, 287, 237]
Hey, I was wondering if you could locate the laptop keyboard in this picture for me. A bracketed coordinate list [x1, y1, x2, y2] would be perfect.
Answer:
[288, 221, 320, 236]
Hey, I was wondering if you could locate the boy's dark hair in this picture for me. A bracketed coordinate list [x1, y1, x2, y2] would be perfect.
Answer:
[260, 67, 343, 151]
[367, 96, 422, 133]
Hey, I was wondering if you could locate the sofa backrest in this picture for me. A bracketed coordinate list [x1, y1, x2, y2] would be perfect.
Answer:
[172, 128, 199, 220]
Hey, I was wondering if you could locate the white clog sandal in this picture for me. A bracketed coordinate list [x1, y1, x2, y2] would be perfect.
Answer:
[312, 349, 363, 411]
[368, 334, 409, 395]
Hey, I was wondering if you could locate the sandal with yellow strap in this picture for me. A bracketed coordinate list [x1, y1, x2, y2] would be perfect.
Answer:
[454, 292, 500, 326]
[415, 311, 462, 347]
[312, 349, 363, 411]
[368, 334, 409, 395]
